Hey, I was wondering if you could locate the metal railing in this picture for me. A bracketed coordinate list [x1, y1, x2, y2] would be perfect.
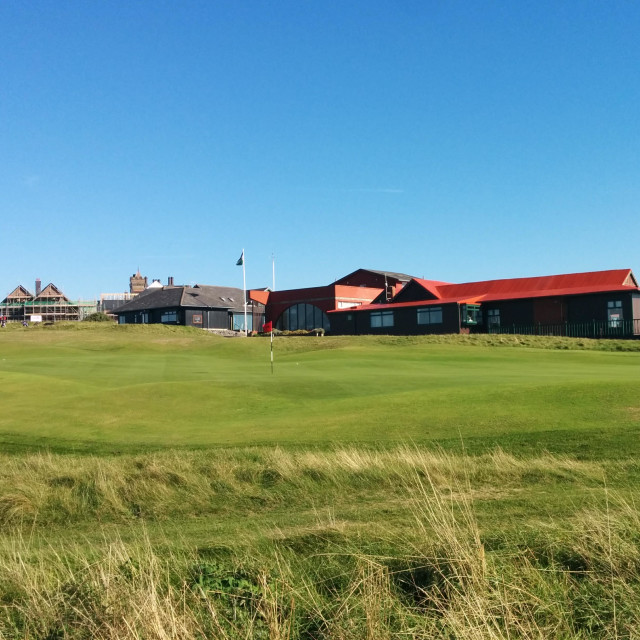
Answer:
[486, 319, 640, 338]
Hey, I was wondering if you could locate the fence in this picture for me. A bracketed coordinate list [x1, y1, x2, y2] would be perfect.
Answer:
[486, 319, 640, 339]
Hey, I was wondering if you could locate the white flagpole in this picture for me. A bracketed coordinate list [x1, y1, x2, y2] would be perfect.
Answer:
[242, 249, 247, 337]
[270, 327, 274, 374]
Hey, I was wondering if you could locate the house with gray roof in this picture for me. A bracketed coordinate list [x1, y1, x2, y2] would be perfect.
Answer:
[113, 283, 265, 332]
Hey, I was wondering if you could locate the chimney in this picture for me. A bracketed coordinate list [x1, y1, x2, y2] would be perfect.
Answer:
[35, 279, 42, 296]
[168, 276, 174, 286]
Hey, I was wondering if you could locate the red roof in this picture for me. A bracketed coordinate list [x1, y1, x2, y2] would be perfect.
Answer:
[331, 269, 639, 313]
[414, 269, 638, 302]
[248, 289, 270, 305]
[411, 279, 452, 299]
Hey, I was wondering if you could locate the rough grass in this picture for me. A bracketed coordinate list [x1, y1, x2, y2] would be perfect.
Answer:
[0, 446, 615, 528]
[1, 447, 640, 638]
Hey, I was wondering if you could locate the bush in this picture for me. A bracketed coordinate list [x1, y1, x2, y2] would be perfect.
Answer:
[277, 329, 325, 337]
[83, 312, 114, 323]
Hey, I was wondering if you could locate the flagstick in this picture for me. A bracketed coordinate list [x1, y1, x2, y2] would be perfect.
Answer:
[270, 254, 275, 371]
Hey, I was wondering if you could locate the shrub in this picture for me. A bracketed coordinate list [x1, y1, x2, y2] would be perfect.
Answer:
[83, 312, 114, 323]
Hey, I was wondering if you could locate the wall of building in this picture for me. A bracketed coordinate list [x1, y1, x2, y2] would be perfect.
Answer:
[330, 303, 461, 335]
[633, 294, 640, 322]
[266, 285, 382, 328]
[482, 299, 534, 328]
[119, 308, 183, 325]
[120, 305, 264, 331]
[567, 292, 633, 324]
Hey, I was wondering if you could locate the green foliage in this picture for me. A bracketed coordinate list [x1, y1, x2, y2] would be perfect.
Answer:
[191, 563, 270, 637]
[82, 312, 113, 322]
[191, 561, 262, 613]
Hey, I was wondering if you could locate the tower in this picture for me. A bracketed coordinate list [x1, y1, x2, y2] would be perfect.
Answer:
[129, 270, 148, 294]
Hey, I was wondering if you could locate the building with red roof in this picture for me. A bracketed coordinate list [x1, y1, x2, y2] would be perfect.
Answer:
[328, 268, 640, 338]
[249, 269, 414, 332]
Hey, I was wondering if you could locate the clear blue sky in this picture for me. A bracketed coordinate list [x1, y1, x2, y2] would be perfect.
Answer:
[2, 1, 639, 300]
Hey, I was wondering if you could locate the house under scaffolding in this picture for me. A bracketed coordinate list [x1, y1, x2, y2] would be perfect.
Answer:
[0, 281, 96, 323]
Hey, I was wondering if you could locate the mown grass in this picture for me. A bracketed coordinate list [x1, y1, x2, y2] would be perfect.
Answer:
[1, 324, 640, 457]
[1, 325, 640, 637]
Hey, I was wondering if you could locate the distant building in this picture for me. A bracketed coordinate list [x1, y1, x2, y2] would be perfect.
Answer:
[113, 282, 265, 331]
[0, 280, 96, 322]
[250, 269, 413, 332]
[328, 268, 640, 338]
[252, 267, 640, 338]
[129, 270, 148, 294]
[98, 271, 157, 315]
[98, 292, 138, 315]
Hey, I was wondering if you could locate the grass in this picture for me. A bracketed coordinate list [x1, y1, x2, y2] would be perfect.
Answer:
[2, 447, 640, 638]
[1, 324, 640, 637]
[1, 324, 640, 456]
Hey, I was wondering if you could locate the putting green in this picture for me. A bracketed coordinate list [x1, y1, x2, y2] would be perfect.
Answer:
[1, 326, 639, 456]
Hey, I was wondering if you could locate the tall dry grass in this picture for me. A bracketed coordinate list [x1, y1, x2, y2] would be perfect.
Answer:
[1, 447, 639, 638]
[0, 446, 607, 528]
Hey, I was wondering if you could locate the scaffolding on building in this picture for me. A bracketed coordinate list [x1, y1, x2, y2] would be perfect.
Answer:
[0, 283, 97, 323]
[0, 300, 98, 322]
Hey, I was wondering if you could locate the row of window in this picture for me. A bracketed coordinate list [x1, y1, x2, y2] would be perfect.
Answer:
[119, 300, 627, 330]
[371, 307, 444, 329]
[117, 310, 179, 325]
[369, 301, 625, 330]
[276, 303, 330, 332]
[118, 312, 149, 324]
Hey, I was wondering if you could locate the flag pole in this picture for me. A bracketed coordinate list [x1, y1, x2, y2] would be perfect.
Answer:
[271, 254, 275, 371]
[242, 248, 247, 337]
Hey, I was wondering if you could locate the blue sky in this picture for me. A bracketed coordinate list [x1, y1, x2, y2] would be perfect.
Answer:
[2, 1, 639, 300]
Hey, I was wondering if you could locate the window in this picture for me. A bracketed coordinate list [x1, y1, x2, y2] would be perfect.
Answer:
[192, 313, 203, 325]
[487, 309, 500, 327]
[233, 313, 253, 331]
[460, 304, 481, 325]
[607, 300, 623, 327]
[417, 307, 443, 325]
[161, 310, 178, 323]
[275, 304, 330, 331]
[118, 316, 126, 324]
[371, 310, 394, 328]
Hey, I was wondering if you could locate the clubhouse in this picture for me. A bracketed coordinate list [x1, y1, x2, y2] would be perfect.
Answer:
[113, 282, 265, 332]
[250, 268, 640, 338]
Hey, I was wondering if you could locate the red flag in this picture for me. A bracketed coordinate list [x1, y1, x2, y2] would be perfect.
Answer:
[262, 321, 273, 333]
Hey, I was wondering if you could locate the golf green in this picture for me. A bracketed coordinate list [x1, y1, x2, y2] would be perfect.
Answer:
[1, 326, 639, 456]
